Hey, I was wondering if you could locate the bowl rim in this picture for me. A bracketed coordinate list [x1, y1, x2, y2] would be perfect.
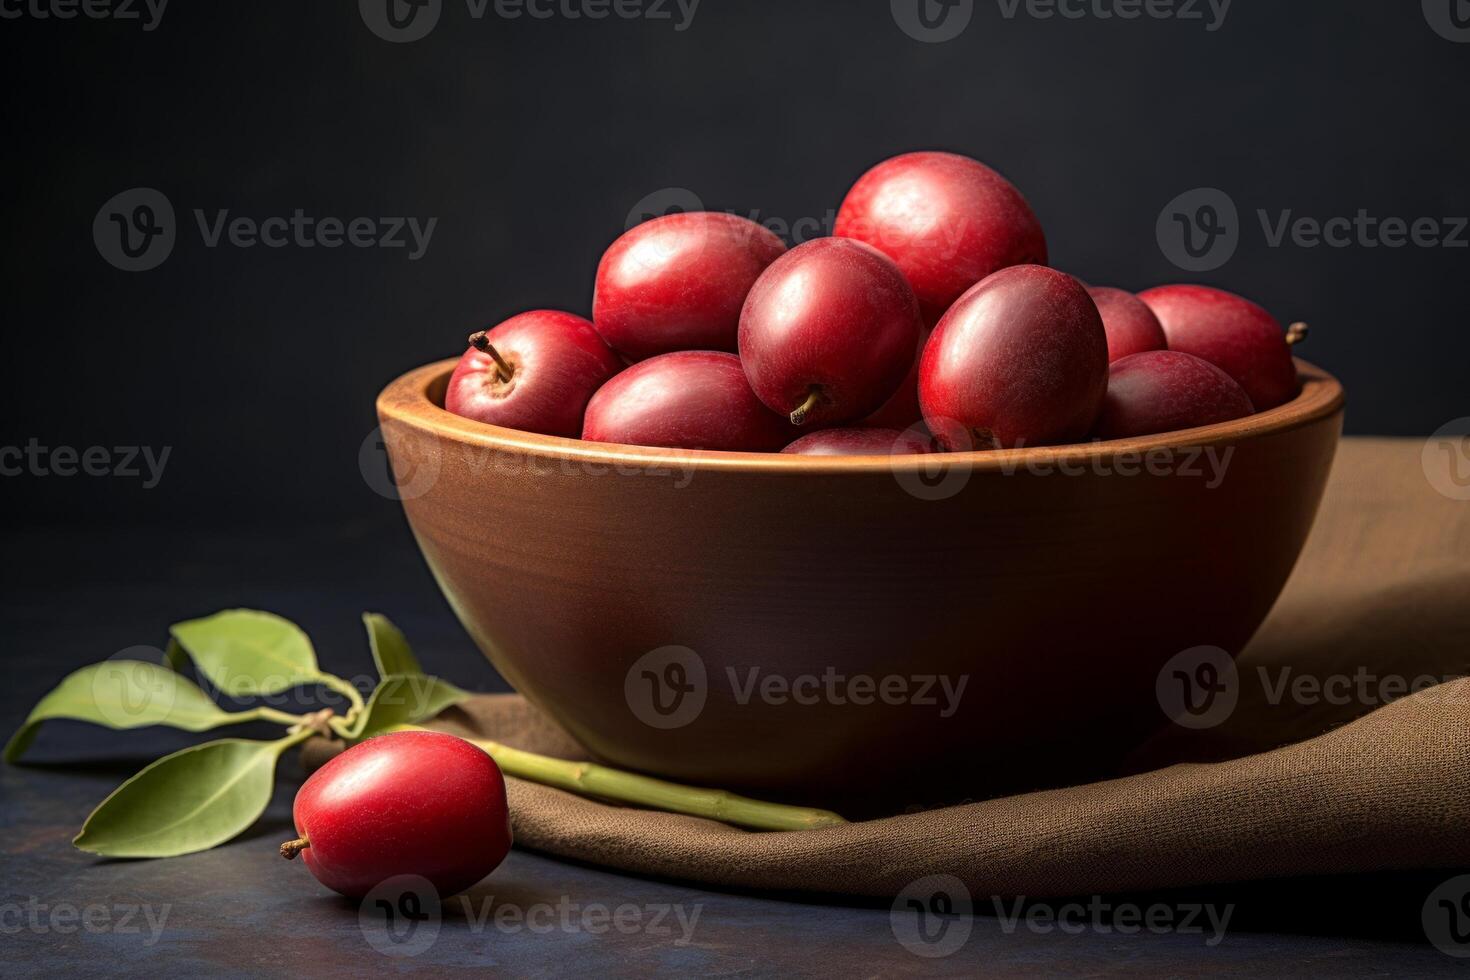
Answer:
[377, 357, 1344, 475]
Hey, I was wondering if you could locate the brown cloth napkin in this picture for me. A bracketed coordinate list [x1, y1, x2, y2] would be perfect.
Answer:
[308, 437, 1470, 898]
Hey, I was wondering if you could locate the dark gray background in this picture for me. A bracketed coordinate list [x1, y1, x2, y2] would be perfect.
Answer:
[1, 0, 1467, 534]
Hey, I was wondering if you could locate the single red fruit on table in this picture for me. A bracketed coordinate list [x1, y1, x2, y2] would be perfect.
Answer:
[1136, 284, 1301, 411]
[280, 731, 512, 899]
[919, 265, 1108, 450]
[592, 212, 787, 360]
[444, 310, 622, 438]
[1086, 286, 1168, 363]
[781, 427, 933, 456]
[581, 350, 793, 451]
[834, 151, 1047, 323]
[739, 237, 923, 428]
[1094, 350, 1255, 440]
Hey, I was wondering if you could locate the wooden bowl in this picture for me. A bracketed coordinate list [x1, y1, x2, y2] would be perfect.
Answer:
[378, 359, 1343, 814]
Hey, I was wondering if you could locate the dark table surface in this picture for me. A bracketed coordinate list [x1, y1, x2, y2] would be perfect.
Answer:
[3, 522, 1465, 977]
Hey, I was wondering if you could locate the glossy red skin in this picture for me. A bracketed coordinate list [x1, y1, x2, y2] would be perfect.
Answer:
[1086, 286, 1168, 363]
[738, 238, 922, 427]
[861, 324, 931, 429]
[1136, 285, 1298, 410]
[582, 350, 793, 451]
[593, 212, 787, 360]
[292, 731, 512, 899]
[834, 151, 1047, 323]
[781, 427, 933, 456]
[1095, 350, 1255, 440]
[445, 310, 622, 438]
[919, 265, 1108, 450]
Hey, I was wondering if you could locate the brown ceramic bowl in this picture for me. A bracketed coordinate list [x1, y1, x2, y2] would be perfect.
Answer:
[378, 359, 1344, 815]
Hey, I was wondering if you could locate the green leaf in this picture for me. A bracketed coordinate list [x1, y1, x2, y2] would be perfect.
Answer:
[170, 610, 321, 698]
[348, 674, 469, 739]
[162, 638, 190, 673]
[5, 661, 246, 764]
[73, 734, 307, 858]
[363, 612, 423, 679]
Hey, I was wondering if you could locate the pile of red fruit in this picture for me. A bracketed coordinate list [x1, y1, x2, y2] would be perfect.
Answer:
[446, 151, 1306, 456]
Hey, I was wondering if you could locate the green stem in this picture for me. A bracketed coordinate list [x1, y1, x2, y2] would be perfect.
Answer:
[317, 673, 364, 717]
[246, 706, 311, 728]
[383, 724, 847, 832]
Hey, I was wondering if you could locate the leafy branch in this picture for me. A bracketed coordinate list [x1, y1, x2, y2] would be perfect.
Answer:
[6, 610, 846, 857]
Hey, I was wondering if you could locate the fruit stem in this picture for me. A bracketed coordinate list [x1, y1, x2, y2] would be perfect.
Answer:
[789, 387, 824, 426]
[469, 331, 515, 382]
[1286, 322, 1309, 346]
[382, 725, 848, 832]
[279, 836, 309, 860]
